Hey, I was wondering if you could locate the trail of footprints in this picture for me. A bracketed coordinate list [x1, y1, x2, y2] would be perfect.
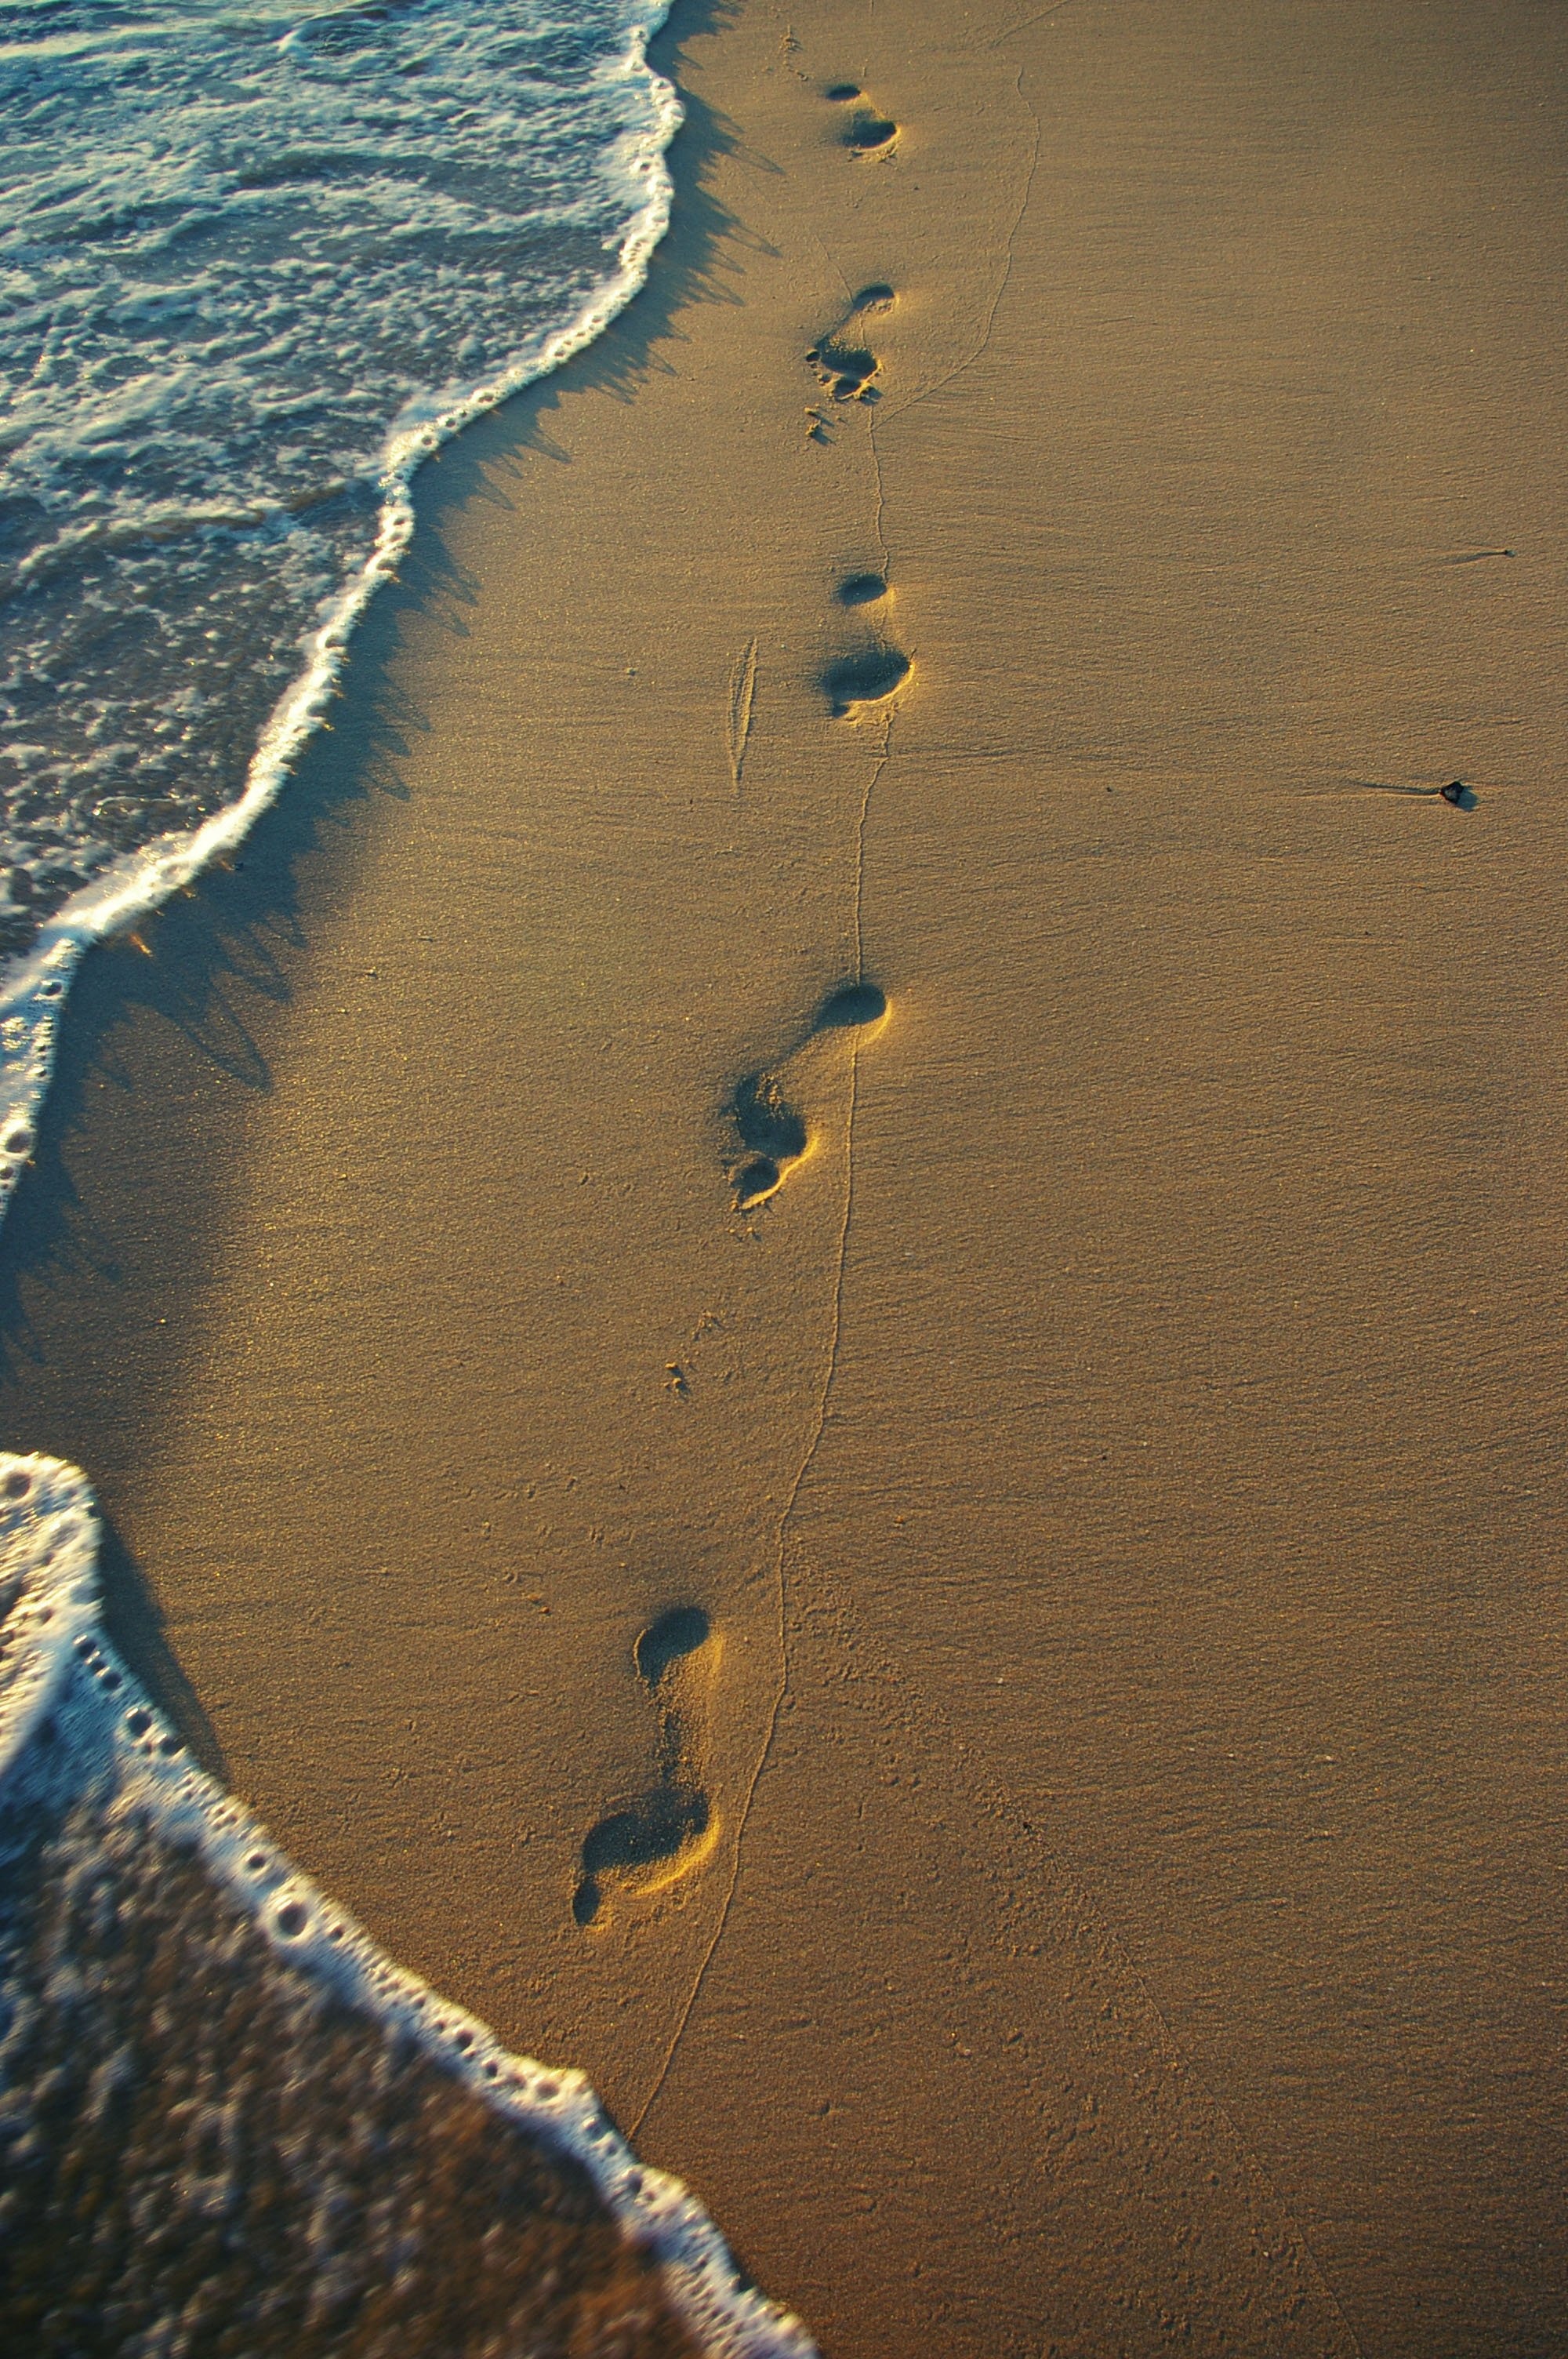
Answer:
[572, 54, 1483, 1930]
[573, 72, 909, 1929]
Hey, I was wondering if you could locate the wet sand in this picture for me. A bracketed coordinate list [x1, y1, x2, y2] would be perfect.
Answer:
[4, 0, 1568, 2350]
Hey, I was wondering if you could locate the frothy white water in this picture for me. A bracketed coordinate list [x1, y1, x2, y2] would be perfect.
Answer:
[0, 1451, 816, 2357]
[0, 0, 681, 1214]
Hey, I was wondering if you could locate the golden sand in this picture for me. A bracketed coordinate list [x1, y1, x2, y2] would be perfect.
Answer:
[4, 0, 1568, 2350]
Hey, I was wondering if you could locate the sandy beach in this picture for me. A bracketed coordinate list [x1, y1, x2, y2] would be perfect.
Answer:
[4, 0, 1568, 2350]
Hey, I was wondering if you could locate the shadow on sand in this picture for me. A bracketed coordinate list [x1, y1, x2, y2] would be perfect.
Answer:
[0, 0, 746, 1754]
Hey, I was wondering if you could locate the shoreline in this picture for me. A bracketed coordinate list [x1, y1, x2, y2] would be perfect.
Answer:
[4, 0, 1568, 2351]
[0, 1449, 807, 2358]
[0, 9, 683, 1231]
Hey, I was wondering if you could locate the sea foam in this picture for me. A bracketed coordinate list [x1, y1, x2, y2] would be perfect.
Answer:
[0, 0, 681, 1212]
[0, 1451, 816, 2356]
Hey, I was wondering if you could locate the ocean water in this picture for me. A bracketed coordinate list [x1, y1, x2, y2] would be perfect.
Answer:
[0, 9, 812, 2348]
[0, 0, 677, 1203]
[0, 1456, 812, 2354]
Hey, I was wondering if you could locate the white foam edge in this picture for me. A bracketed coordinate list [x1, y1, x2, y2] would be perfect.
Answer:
[0, 13, 682, 1228]
[0, 1445, 817, 2359]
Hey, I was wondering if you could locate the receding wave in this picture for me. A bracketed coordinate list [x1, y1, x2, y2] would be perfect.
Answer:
[0, 0, 681, 1215]
[0, 1452, 815, 2357]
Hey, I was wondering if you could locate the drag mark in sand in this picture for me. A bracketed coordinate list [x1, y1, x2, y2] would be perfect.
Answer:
[880, 66, 1040, 424]
[993, 0, 1080, 42]
[849, 720, 893, 980]
[1352, 776, 1477, 809]
[727, 638, 759, 791]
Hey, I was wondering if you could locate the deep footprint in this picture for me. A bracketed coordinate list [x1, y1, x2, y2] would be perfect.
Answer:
[845, 111, 898, 154]
[725, 984, 889, 1207]
[573, 1606, 714, 1927]
[728, 1069, 808, 1208]
[815, 980, 887, 1030]
[837, 572, 888, 608]
[823, 648, 910, 718]
[806, 336, 879, 402]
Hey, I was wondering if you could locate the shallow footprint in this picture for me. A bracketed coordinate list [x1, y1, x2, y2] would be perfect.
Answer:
[573, 1606, 716, 1928]
[823, 85, 899, 156]
[806, 283, 896, 404]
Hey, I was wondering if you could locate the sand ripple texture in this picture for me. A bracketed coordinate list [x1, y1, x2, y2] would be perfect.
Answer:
[0, 1452, 815, 2359]
[0, 0, 679, 1212]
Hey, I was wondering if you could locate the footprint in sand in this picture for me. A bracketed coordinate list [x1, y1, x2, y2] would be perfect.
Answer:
[727, 981, 890, 1211]
[572, 1606, 717, 1928]
[824, 80, 898, 157]
[806, 282, 895, 405]
[823, 647, 910, 718]
[825, 570, 909, 716]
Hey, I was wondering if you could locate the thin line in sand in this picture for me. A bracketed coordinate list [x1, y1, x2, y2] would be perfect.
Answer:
[819, 1596, 1370, 2359]
[881, 64, 1041, 427]
[993, 0, 1077, 47]
[630, 718, 893, 2144]
[766, 64, 1362, 2329]
[727, 637, 759, 792]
